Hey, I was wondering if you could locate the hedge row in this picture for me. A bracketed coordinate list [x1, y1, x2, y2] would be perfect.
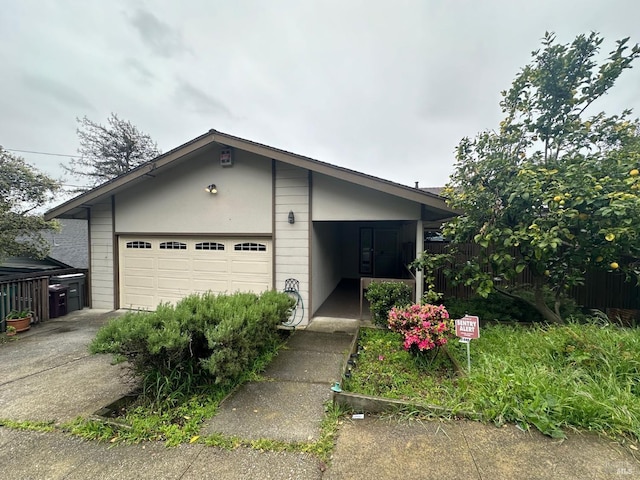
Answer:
[90, 291, 294, 391]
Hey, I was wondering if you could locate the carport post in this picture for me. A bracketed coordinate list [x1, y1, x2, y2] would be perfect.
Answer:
[415, 219, 424, 303]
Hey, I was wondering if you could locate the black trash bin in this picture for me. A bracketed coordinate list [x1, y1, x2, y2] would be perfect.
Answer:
[49, 284, 68, 318]
[50, 273, 85, 312]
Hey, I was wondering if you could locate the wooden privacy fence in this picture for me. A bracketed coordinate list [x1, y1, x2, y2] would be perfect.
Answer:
[423, 243, 640, 311]
[0, 268, 89, 332]
[1, 275, 50, 330]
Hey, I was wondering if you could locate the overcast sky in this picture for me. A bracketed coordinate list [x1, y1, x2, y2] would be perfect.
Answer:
[1, 0, 639, 193]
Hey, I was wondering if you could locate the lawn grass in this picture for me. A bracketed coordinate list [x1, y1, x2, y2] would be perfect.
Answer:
[344, 322, 640, 441]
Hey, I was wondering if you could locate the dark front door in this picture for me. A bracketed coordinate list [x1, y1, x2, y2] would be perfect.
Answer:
[374, 229, 399, 277]
[360, 228, 400, 277]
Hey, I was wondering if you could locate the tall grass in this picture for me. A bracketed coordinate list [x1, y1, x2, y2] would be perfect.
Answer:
[346, 322, 640, 440]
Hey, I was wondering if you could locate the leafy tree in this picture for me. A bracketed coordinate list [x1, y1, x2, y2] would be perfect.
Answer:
[63, 113, 161, 189]
[0, 147, 60, 261]
[438, 32, 640, 324]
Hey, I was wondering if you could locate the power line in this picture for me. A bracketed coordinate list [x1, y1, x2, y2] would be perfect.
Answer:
[4, 148, 82, 158]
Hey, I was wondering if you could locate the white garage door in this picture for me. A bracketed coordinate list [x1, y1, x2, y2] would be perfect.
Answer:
[119, 236, 272, 310]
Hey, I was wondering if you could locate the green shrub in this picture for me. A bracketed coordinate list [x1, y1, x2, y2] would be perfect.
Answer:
[444, 290, 587, 324]
[90, 291, 294, 403]
[444, 292, 543, 324]
[365, 281, 413, 327]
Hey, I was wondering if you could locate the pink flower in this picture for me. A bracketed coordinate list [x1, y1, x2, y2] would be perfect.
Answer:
[378, 355, 385, 361]
[388, 302, 454, 353]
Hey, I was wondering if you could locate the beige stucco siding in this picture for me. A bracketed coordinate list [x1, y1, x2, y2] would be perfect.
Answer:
[90, 200, 114, 309]
[274, 163, 310, 324]
[312, 174, 421, 221]
[115, 147, 272, 234]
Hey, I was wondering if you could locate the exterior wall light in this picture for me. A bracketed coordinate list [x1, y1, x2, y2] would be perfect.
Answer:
[288, 211, 295, 224]
[205, 184, 218, 194]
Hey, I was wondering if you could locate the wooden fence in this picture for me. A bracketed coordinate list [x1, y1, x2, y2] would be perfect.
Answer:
[424, 243, 640, 311]
[1, 268, 89, 332]
[1, 275, 50, 330]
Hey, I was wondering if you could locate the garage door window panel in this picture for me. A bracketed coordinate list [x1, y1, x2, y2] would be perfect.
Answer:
[195, 242, 225, 251]
[234, 242, 267, 252]
[160, 241, 187, 250]
[126, 241, 152, 249]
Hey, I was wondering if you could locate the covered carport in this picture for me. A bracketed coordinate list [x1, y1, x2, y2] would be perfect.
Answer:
[311, 219, 421, 319]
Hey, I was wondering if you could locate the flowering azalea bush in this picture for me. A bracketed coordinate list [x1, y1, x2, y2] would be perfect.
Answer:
[388, 303, 454, 353]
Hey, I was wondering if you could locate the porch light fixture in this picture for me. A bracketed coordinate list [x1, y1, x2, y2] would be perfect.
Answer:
[205, 184, 218, 194]
[288, 210, 295, 224]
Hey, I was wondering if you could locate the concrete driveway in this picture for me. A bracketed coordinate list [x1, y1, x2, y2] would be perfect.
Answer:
[0, 309, 134, 423]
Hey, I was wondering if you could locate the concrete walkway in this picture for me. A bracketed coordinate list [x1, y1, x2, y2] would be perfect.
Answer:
[201, 328, 354, 442]
[1, 310, 639, 479]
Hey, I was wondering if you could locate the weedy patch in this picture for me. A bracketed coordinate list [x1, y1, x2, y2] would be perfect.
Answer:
[0, 419, 56, 432]
[345, 322, 640, 441]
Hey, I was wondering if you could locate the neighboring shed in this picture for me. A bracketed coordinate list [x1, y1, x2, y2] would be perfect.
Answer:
[0, 256, 73, 277]
[0, 256, 79, 326]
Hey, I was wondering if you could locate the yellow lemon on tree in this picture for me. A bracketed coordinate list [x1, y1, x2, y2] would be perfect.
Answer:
[610, 262, 619, 270]
[630, 169, 639, 177]
[553, 195, 563, 202]
[605, 233, 615, 242]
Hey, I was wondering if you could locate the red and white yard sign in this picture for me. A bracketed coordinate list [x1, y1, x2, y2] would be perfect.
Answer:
[455, 315, 480, 340]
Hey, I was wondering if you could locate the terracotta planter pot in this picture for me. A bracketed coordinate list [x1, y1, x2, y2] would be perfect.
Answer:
[6, 316, 31, 333]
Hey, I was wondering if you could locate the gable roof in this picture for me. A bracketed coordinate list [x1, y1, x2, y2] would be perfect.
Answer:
[44, 129, 456, 221]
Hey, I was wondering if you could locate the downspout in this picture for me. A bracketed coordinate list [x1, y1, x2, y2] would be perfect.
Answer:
[415, 219, 424, 303]
[85, 206, 92, 308]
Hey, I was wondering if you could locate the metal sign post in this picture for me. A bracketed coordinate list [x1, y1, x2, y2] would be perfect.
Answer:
[458, 337, 471, 371]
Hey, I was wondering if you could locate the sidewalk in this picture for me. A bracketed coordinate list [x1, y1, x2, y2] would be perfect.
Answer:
[327, 416, 638, 479]
[1, 310, 638, 479]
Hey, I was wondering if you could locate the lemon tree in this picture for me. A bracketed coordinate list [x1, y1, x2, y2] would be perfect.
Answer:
[441, 33, 640, 324]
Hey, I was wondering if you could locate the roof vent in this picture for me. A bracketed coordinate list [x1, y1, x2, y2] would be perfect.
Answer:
[220, 146, 233, 167]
